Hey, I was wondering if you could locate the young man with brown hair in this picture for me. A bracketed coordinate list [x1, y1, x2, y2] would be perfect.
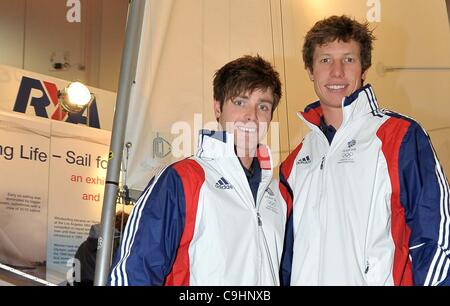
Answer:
[280, 15, 450, 286]
[110, 55, 287, 285]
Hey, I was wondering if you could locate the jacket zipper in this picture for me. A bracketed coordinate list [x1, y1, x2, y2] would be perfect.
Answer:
[257, 212, 277, 285]
[317, 136, 329, 271]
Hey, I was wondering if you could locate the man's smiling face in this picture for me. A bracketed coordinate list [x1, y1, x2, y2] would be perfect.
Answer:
[308, 39, 367, 109]
[214, 88, 273, 155]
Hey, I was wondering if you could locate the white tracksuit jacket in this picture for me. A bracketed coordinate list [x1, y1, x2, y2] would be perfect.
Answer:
[110, 130, 287, 285]
[279, 84, 450, 286]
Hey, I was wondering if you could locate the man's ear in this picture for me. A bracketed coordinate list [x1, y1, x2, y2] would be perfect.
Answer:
[362, 69, 368, 81]
[214, 100, 221, 120]
[307, 68, 314, 81]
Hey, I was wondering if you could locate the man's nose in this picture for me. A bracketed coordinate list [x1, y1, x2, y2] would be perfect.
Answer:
[331, 61, 344, 78]
[245, 105, 258, 121]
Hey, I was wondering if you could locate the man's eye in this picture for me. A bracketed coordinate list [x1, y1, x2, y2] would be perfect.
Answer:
[233, 100, 244, 106]
[259, 104, 271, 112]
[320, 58, 331, 63]
[344, 57, 355, 63]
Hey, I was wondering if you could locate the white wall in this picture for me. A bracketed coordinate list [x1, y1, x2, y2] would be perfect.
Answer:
[0, 0, 25, 68]
[24, 0, 87, 84]
[278, 0, 450, 172]
[0, 0, 127, 92]
[98, 0, 128, 91]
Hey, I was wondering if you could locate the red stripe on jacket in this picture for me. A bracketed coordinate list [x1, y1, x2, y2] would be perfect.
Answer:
[164, 159, 205, 285]
[377, 117, 413, 286]
[279, 143, 303, 216]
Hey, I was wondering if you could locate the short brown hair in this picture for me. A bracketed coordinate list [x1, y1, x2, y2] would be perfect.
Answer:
[213, 55, 282, 115]
[303, 15, 375, 73]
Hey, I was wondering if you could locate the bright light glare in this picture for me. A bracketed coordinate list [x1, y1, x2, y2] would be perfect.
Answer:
[67, 82, 92, 106]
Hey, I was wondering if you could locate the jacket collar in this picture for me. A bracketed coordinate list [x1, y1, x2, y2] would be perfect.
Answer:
[298, 84, 380, 129]
[195, 129, 273, 170]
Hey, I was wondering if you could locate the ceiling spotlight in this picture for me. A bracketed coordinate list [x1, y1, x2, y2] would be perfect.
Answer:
[58, 81, 94, 113]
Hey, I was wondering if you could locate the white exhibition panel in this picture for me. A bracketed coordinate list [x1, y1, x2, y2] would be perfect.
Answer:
[46, 120, 110, 284]
[0, 110, 111, 285]
[0, 111, 49, 269]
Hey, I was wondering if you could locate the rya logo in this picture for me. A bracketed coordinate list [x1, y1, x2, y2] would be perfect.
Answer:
[215, 177, 233, 189]
[297, 155, 312, 165]
[13, 76, 100, 128]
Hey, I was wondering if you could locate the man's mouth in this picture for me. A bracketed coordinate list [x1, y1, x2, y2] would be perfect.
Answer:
[326, 84, 347, 91]
[236, 126, 257, 133]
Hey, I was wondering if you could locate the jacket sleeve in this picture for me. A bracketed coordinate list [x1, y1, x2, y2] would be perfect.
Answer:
[279, 164, 294, 286]
[109, 166, 186, 285]
[399, 122, 450, 286]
